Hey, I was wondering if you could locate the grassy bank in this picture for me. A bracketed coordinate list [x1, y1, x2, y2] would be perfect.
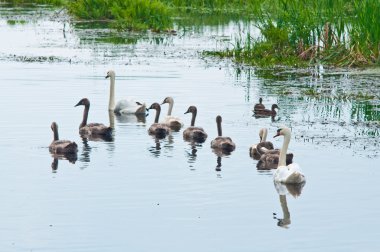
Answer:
[205, 0, 380, 67]
[2, 0, 263, 31]
[66, 0, 172, 31]
[3, 0, 380, 67]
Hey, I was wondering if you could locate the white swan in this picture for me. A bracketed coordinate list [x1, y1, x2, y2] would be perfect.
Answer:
[161, 97, 183, 131]
[105, 70, 146, 115]
[273, 127, 305, 184]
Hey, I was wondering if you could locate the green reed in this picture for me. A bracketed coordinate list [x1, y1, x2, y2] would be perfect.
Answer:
[4, 0, 380, 67]
[209, 0, 380, 67]
[67, 0, 172, 31]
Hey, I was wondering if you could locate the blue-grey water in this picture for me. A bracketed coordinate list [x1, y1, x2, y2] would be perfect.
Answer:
[0, 5, 380, 252]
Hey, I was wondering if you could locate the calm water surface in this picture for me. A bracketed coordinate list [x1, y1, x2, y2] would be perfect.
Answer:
[0, 6, 380, 252]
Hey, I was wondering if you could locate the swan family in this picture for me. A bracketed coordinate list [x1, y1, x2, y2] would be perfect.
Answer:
[49, 70, 305, 184]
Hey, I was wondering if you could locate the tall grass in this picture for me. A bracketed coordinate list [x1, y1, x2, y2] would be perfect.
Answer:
[67, 0, 172, 31]
[4, 0, 380, 66]
[207, 0, 380, 67]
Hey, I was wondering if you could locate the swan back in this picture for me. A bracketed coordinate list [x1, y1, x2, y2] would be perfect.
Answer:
[274, 164, 306, 184]
[272, 127, 305, 184]
[161, 97, 183, 130]
[148, 103, 170, 138]
[49, 122, 78, 154]
[250, 128, 274, 158]
[211, 115, 235, 153]
[75, 98, 113, 137]
[183, 105, 207, 142]
[106, 70, 146, 115]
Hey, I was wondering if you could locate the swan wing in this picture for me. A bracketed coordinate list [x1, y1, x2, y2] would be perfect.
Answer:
[273, 164, 305, 184]
[115, 99, 146, 115]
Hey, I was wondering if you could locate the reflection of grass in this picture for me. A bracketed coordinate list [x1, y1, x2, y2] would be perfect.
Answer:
[6, 19, 27, 25]
[336, 92, 376, 101]
[302, 88, 320, 97]
[301, 89, 376, 100]
[4, 0, 64, 5]
[95, 36, 139, 45]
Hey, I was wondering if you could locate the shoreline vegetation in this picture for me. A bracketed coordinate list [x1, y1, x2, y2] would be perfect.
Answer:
[2, 0, 380, 68]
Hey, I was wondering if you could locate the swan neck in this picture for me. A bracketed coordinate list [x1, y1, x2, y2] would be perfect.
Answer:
[278, 132, 290, 166]
[80, 104, 89, 128]
[190, 111, 197, 126]
[280, 195, 290, 221]
[167, 100, 173, 116]
[53, 127, 59, 141]
[109, 110, 115, 129]
[109, 76, 115, 111]
[217, 119, 222, 136]
[262, 129, 267, 142]
[154, 107, 161, 123]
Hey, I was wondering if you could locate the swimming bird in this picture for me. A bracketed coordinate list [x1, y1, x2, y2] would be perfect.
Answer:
[75, 98, 113, 138]
[183, 106, 208, 143]
[211, 115, 235, 154]
[249, 128, 274, 159]
[161, 96, 183, 131]
[254, 104, 279, 116]
[253, 97, 265, 111]
[49, 122, 78, 154]
[148, 103, 171, 139]
[272, 127, 305, 184]
[256, 149, 294, 170]
[105, 70, 146, 115]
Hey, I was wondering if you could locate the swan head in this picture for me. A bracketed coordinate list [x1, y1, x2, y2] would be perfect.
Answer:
[184, 106, 197, 114]
[274, 127, 291, 138]
[105, 70, 115, 79]
[148, 103, 161, 111]
[161, 97, 174, 105]
[51, 121, 58, 132]
[272, 104, 280, 110]
[75, 98, 90, 107]
[259, 97, 263, 104]
[216, 115, 222, 124]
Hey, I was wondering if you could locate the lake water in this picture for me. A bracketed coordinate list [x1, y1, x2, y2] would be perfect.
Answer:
[0, 5, 380, 252]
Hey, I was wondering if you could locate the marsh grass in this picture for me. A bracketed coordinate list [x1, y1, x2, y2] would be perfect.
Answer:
[4, 0, 380, 67]
[207, 0, 380, 67]
[67, 0, 172, 31]
[1, 0, 64, 5]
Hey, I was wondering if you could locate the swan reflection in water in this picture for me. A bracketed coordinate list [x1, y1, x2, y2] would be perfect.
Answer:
[50, 152, 77, 173]
[148, 134, 174, 158]
[115, 113, 146, 124]
[212, 149, 232, 172]
[185, 141, 205, 169]
[252, 114, 279, 122]
[273, 181, 306, 228]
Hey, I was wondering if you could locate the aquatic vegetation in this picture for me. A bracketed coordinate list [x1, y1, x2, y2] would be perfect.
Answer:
[67, 0, 173, 31]
[6, 19, 27, 25]
[206, 0, 380, 67]
[161, 0, 262, 15]
[302, 88, 321, 97]
[4, 0, 380, 68]
[2, 0, 64, 5]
